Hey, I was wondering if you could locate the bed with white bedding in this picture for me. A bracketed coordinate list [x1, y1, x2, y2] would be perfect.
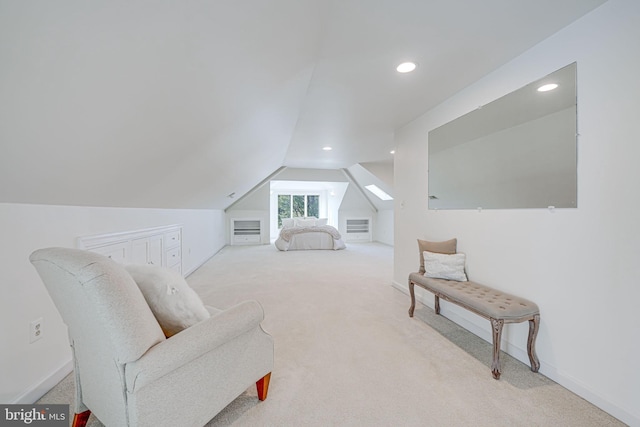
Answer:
[274, 218, 346, 251]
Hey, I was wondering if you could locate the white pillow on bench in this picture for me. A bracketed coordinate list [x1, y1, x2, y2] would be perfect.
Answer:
[423, 251, 468, 282]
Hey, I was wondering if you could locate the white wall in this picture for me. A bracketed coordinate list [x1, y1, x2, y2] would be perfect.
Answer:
[225, 182, 271, 244]
[347, 163, 394, 245]
[274, 168, 347, 182]
[337, 185, 376, 239]
[393, 1, 639, 425]
[0, 203, 226, 404]
[325, 184, 348, 228]
[374, 209, 394, 246]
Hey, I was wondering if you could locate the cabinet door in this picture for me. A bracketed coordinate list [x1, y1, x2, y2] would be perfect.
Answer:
[131, 235, 163, 265]
[148, 235, 163, 266]
[131, 238, 149, 265]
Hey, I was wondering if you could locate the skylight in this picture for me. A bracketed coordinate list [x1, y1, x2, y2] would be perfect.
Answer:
[365, 184, 393, 200]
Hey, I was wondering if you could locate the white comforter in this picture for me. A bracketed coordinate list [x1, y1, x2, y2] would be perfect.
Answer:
[274, 225, 346, 251]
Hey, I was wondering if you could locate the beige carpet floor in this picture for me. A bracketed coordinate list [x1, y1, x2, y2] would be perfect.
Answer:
[38, 243, 624, 426]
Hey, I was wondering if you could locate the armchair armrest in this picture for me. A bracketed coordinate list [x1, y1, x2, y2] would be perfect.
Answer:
[125, 300, 266, 392]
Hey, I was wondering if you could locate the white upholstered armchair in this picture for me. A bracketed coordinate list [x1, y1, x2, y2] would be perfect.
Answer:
[30, 247, 274, 427]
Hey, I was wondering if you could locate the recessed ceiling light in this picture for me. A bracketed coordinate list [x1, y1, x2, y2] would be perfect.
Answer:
[390, 150, 395, 154]
[396, 62, 417, 73]
[537, 83, 558, 92]
[322, 146, 332, 151]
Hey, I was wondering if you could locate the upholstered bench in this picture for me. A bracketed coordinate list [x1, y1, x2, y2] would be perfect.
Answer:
[408, 272, 540, 379]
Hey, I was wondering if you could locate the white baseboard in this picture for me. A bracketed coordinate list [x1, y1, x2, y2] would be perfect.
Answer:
[13, 358, 73, 404]
[184, 253, 214, 277]
[184, 244, 225, 277]
[391, 280, 638, 427]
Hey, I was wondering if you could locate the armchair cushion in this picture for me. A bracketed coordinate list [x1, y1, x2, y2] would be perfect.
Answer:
[125, 264, 210, 337]
[125, 300, 267, 392]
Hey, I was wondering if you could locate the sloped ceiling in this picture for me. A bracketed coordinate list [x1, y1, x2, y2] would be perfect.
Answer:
[347, 162, 394, 211]
[0, 0, 607, 209]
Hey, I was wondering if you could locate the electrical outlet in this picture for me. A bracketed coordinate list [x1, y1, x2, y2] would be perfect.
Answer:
[30, 317, 43, 343]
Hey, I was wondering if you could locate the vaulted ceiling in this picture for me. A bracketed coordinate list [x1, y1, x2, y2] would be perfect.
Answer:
[0, 0, 607, 209]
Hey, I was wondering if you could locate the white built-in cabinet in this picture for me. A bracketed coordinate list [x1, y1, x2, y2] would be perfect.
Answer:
[231, 218, 262, 245]
[77, 224, 183, 275]
[345, 218, 372, 242]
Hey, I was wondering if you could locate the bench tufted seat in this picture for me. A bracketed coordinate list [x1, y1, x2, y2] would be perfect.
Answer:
[408, 272, 540, 379]
[408, 273, 539, 321]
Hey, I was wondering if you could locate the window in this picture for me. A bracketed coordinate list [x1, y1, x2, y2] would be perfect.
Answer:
[278, 194, 319, 227]
[277, 195, 290, 228]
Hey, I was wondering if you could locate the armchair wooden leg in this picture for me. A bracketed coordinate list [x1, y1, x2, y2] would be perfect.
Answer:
[72, 410, 91, 427]
[256, 372, 271, 401]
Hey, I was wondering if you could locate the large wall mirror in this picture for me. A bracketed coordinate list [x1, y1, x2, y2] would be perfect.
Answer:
[428, 62, 577, 210]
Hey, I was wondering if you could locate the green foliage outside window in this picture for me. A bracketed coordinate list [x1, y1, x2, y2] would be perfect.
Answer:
[307, 195, 319, 218]
[278, 195, 290, 228]
[292, 195, 305, 217]
[277, 194, 320, 228]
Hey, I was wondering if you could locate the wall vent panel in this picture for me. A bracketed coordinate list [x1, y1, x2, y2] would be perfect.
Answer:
[232, 219, 262, 245]
[345, 218, 371, 242]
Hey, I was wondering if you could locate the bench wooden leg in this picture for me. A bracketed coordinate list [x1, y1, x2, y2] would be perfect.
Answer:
[528, 314, 540, 372]
[408, 280, 416, 317]
[490, 318, 504, 380]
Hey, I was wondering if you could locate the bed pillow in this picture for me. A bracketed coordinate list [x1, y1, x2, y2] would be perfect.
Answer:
[417, 238, 457, 274]
[316, 218, 328, 226]
[125, 264, 210, 337]
[423, 251, 468, 282]
[295, 218, 317, 227]
[282, 218, 295, 228]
